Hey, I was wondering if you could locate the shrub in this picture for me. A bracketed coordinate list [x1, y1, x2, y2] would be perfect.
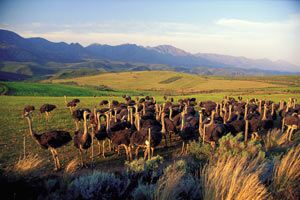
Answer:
[156, 161, 201, 200]
[217, 133, 265, 159]
[67, 171, 129, 200]
[132, 183, 156, 200]
[125, 155, 164, 180]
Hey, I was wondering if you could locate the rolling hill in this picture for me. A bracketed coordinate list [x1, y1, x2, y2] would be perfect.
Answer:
[49, 71, 282, 94]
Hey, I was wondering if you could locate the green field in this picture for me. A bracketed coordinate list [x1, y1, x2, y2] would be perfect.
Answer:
[1, 81, 147, 96]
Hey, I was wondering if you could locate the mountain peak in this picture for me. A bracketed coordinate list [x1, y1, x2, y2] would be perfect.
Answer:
[150, 45, 191, 56]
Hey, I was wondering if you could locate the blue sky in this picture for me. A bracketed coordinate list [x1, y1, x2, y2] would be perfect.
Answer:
[1, 0, 300, 66]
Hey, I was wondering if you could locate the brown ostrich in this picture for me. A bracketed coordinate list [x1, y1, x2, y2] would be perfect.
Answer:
[203, 111, 228, 147]
[64, 96, 80, 114]
[283, 113, 299, 141]
[73, 110, 92, 167]
[40, 104, 56, 121]
[23, 105, 35, 117]
[24, 112, 72, 171]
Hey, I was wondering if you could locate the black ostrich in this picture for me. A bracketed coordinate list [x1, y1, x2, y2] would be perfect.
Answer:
[23, 105, 35, 117]
[283, 113, 299, 141]
[73, 110, 92, 167]
[94, 112, 109, 158]
[131, 112, 162, 159]
[103, 113, 134, 161]
[24, 112, 72, 171]
[203, 111, 228, 147]
[259, 104, 274, 134]
[161, 111, 177, 147]
[178, 111, 199, 154]
[40, 104, 56, 121]
[64, 96, 80, 114]
[72, 108, 91, 130]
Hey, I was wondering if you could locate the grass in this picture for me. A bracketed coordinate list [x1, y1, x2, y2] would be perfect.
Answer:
[49, 71, 286, 94]
[1, 81, 145, 96]
[271, 145, 300, 199]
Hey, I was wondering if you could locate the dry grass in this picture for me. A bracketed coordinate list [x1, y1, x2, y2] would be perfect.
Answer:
[51, 71, 279, 93]
[271, 145, 300, 199]
[202, 156, 269, 200]
[14, 154, 43, 173]
[64, 158, 80, 174]
[263, 129, 287, 151]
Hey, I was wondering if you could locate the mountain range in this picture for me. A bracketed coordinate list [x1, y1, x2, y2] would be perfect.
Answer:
[0, 29, 299, 80]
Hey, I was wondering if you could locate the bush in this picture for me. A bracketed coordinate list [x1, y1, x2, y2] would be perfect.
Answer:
[67, 171, 129, 200]
[156, 161, 201, 200]
[132, 183, 156, 200]
[217, 133, 265, 159]
[125, 155, 164, 182]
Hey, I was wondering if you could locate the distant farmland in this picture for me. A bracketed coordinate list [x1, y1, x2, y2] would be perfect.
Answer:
[49, 71, 284, 94]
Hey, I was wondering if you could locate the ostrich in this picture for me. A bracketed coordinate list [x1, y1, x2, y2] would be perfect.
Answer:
[64, 96, 80, 114]
[131, 112, 162, 159]
[72, 108, 91, 130]
[73, 110, 92, 167]
[161, 111, 177, 147]
[283, 113, 299, 141]
[178, 111, 199, 154]
[104, 112, 133, 161]
[203, 111, 228, 147]
[40, 104, 56, 121]
[23, 105, 35, 116]
[93, 112, 110, 158]
[259, 104, 274, 134]
[24, 112, 72, 170]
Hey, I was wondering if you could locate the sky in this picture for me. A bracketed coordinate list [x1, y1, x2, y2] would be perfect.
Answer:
[0, 0, 300, 66]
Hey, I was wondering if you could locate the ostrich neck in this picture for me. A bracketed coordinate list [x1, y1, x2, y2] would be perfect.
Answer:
[105, 114, 110, 131]
[83, 115, 88, 138]
[271, 105, 274, 115]
[228, 108, 232, 121]
[137, 115, 140, 131]
[180, 115, 185, 131]
[169, 108, 173, 120]
[199, 113, 203, 125]
[244, 105, 248, 120]
[209, 113, 215, 126]
[262, 107, 267, 120]
[161, 114, 166, 133]
[26, 117, 34, 138]
[64, 96, 67, 105]
[97, 115, 101, 130]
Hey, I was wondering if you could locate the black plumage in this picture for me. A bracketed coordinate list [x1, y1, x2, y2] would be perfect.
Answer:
[23, 105, 35, 115]
[40, 104, 56, 113]
[24, 112, 71, 170]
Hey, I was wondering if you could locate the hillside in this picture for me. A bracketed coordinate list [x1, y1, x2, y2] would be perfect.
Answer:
[1, 29, 299, 78]
[50, 71, 282, 94]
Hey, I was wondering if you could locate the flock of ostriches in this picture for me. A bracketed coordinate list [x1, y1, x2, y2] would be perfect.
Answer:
[23, 95, 300, 171]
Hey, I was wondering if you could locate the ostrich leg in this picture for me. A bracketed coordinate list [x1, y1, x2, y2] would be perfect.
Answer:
[102, 140, 106, 157]
[53, 149, 61, 170]
[135, 146, 140, 159]
[45, 111, 49, 122]
[78, 148, 84, 167]
[50, 148, 58, 170]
